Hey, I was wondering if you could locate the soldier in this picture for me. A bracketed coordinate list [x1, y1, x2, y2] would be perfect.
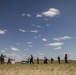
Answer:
[51, 58, 54, 64]
[30, 55, 34, 64]
[57, 56, 60, 64]
[44, 56, 48, 64]
[37, 57, 39, 64]
[7, 58, 11, 64]
[64, 54, 68, 63]
[0, 54, 5, 64]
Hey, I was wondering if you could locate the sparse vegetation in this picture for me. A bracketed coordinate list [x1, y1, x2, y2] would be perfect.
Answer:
[0, 61, 76, 75]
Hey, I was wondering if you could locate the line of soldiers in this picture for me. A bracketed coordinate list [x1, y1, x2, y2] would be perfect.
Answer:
[37, 54, 68, 64]
[0, 54, 68, 64]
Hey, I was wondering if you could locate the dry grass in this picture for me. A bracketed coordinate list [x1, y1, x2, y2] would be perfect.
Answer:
[0, 61, 76, 75]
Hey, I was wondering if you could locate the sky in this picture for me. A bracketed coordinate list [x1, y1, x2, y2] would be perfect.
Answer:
[0, 0, 76, 61]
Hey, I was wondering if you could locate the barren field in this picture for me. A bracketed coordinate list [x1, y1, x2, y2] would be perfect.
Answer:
[0, 61, 76, 75]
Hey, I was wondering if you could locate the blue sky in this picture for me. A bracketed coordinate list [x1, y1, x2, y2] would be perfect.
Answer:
[0, 0, 76, 61]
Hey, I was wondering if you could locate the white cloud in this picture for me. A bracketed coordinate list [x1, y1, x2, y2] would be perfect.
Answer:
[34, 37, 38, 39]
[36, 25, 44, 28]
[53, 38, 60, 41]
[26, 14, 31, 17]
[21, 13, 31, 17]
[36, 14, 42, 17]
[39, 35, 42, 37]
[42, 8, 60, 17]
[21, 13, 25, 16]
[46, 24, 50, 27]
[11, 47, 19, 51]
[36, 8, 60, 17]
[42, 38, 47, 41]
[34, 35, 42, 39]
[19, 29, 26, 32]
[1, 50, 5, 52]
[53, 36, 71, 41]
[29, 30, 38, 33]
[46, 42, 64, 47]
[27, 42, 32, 44]
[19, 29, 38, 33]
[54, 46, 62, 50]
[0, 30, 7, 34]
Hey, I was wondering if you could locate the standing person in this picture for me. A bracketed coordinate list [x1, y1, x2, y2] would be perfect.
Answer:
[30, 55, 34, 64]
[0, 54, 5, 64]
[37, 57, 39, 64]
[44, 56, 48, 64]
[57, 56, 60, 64]
[7, 58, 11, 64]
[64, 54, 68, 63]
[51, 58, 54, 64]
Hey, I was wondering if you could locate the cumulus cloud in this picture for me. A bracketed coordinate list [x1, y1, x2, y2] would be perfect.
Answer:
[21, 13, 31, 17]
[32, 24, 43, 28]
[26, 14, 31, 17]
[46, 24, 50, 27]
[27, 42, 32, 44]
[39, 35, 42, 37]
[53, 36, 71, 41]
[42, 38, 47, 41]
[21, 13, 25, 16]
[36, 8, 60, 17]
[36, 14, 42, 17]
[19, 29, 38, 33]
[0, 30, 7, 34]
[46, 42, 64, 47]
[54, 46, 62, 50]
[19, 29, 26, 32]
[34, 35, 42, 39]
[34, 37, 38, 39]
[29, 30, 38, 33]
[11, 47, 19, 51]
[42, 8, 60, 17]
